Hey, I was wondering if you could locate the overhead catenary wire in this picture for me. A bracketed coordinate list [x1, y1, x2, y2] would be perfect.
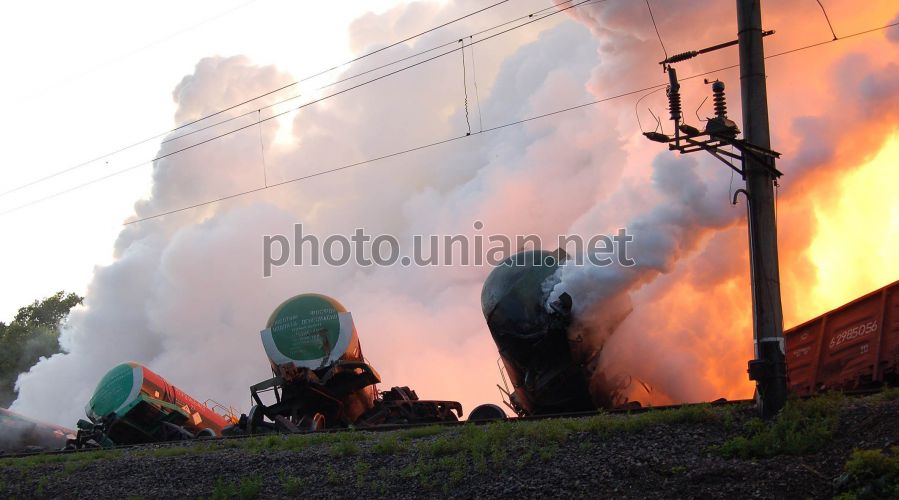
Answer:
[645, 0, 668, 61]
[117, 19, 899, 225]
[0, 0, 602, 214]
[469, 40, 485, 132]
[815, 0, 838, 40]
[123, 83, 669, 225]
[0, 0, 517, 199]
[4, 17, 897, 220]
[634, 87, 665, 133]
[461, 38, 472, 135]
[155, 0, 588, 149]
[257, 110, 267, 188]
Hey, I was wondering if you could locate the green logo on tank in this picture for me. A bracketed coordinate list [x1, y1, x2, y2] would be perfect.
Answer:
[270, 296, 340, 361]
[88, 363, 135, 418]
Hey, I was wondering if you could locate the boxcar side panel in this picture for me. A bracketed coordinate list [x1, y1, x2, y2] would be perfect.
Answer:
[877, 283, 899, 381]
[785, 317, 824, 396]
[816, 293, 883, 390]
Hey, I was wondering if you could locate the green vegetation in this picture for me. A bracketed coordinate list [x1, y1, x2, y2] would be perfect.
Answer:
[835, 447, 899, 499]
[35, 475, 48, 496]
[372, 434, 403, 455]
[331, 431, 366, 455]
[396, 425, 447, 440]
[717, 393, 844, 458]
[871, 386, 899, 402]
[354, 460, 371, 486]
[209, 477, 261, 500]
[0, 291, 82, 406]
[325, 465, 340, 485]
[0, 449, 122, 469]
[280, 473, 305, 495]
[233, 429, 369, 454]
[371, 404, 730, 491]
[137, 445, 202, 458]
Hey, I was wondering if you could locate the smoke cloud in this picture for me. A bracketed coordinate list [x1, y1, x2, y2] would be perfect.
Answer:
[11, 1, 899, 424]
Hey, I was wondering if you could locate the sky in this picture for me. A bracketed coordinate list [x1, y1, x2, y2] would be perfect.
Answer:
[1, 0, 897, 426]
[0, 0, 414, 320]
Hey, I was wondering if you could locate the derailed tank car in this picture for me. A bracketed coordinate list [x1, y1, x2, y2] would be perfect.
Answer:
[75, 362, 234, 447]
[240, 293, 463, 432]
[0, 408, 74, 453]
[481, 249, 595, 416]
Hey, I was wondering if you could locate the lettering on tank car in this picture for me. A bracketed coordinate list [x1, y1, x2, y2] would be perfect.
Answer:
[829, 320, 878, 350]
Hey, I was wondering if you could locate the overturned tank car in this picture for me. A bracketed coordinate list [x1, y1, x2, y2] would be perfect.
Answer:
[482, 249, 595, 416]
[74, 362, 235, 447]
[239, 293, 464, 432]
[0, 408, 75, 454]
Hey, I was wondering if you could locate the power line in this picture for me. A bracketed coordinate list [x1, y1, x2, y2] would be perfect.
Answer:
[469, 41, 485, 132]
[461, 39, 472, 135]
[5, 16, 896, 221]
[644, 0, 668, 61]
[0, 0, 600, 214]
[118, 19, 899, 225]
[125, 83, 665, 225]
[156, 1, 586, 148]
[0, 0, 516, 199]
[157, 1, 590, 148]
[814, 0, 838, 41]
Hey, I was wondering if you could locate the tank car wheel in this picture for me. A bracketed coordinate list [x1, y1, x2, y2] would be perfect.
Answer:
[247, 405, 266, 434]
[468, 404, 507, 422]
[195, 428, 216, 439]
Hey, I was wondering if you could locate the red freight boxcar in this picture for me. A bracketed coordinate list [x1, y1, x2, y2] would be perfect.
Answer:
[785, 279, 899, 396]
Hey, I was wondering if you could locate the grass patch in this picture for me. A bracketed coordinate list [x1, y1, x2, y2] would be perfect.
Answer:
[280, 473, 305, 495]
[380, 405, 733, 490]
[325, 465, 341, 485]
[355, 461, 371, 486]
[717, 393, 844, 458]
[330, 440, 360, 457]
[329, 432, 367, 457]
[872, 386, 899, 402]
[209, 477, 262, 500]
[35, 476, 49, 496]
[1, 449, 123, 469]
[137, 445, 204, 458]
[235, 430, 366, 453]
[372, 434, 403, 455]
[835, 447, 899, 499]
[396, 425, 448, 440]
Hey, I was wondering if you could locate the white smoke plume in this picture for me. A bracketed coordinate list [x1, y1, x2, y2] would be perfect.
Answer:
[11, 0, 899, 424]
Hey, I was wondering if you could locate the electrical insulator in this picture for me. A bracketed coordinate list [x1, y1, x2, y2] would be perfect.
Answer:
[703, 79, 739, 138]
[712, 80, 727, 118]
[666, 66, 682, 123]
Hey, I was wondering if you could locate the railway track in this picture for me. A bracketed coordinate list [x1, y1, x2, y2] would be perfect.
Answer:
[0, 397, 756, 460]
[4, 387, 888, 461]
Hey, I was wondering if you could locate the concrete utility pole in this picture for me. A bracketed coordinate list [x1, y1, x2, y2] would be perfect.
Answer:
[737, 0, 787, 419]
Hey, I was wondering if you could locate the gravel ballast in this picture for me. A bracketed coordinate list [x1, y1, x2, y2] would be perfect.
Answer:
[1, 394, 897, 499]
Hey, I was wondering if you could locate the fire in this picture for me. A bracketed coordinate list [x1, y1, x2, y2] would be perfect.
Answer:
[800, 131, 899, 320]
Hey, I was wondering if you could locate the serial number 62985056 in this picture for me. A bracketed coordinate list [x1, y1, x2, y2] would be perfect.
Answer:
[829, 320, 878, 350]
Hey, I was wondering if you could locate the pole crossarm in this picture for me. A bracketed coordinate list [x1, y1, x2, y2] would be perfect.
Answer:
[643, 129, 783, 178]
